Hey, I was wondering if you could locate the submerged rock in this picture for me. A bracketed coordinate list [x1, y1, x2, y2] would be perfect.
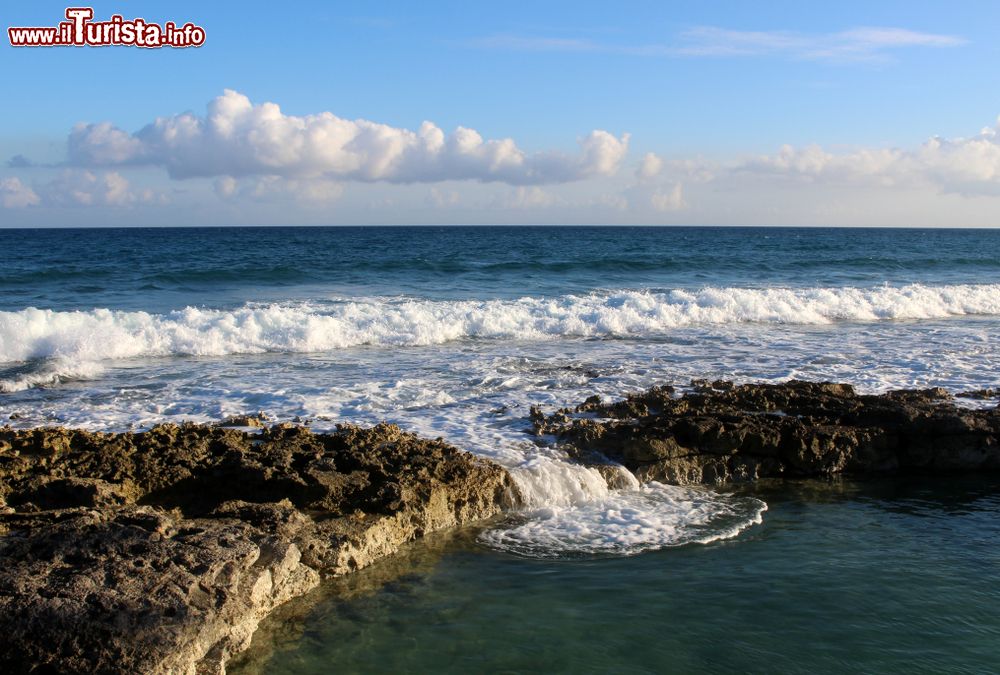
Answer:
[534, 380, 1000, 485]
[0, 423, 519, 674]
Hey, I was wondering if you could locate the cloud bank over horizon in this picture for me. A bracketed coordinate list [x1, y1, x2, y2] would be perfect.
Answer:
[66, 90, 630, 186]
[621, 115, 1000, 199]
[4, 90, 1000, 226]
[52, 90, 1000, 198]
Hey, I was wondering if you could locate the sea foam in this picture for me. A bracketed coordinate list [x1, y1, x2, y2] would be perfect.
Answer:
[2, 284, 999, 371]
[480, 482, 768, 558]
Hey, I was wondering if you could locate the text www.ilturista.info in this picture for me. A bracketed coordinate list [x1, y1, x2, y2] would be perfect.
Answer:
[8, 7, 205, 48]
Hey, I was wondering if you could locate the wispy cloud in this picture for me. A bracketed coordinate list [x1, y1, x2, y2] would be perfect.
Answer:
[471, 35, 602, 52]
[677, 26, 966, 61]
[472, 25, 966, 63]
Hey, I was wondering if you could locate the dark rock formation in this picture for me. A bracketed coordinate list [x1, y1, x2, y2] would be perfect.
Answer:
[533, 380, 1000, 485]
[0, 423, 519, 674]
[957, 388, 999, 400]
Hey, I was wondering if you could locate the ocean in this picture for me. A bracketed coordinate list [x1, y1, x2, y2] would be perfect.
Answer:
[2, 225, 999, 672]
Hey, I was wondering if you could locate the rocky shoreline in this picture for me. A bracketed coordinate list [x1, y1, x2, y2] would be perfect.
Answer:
[0, 423, 519, 674]
[2, 380, 999, 673]
[532, 380, 1000, 484]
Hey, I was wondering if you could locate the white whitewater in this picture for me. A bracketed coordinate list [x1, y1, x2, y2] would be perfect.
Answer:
[2, 283, 997, 557]
[470, 441, 766, 558]
[3, 283, 1000, 369]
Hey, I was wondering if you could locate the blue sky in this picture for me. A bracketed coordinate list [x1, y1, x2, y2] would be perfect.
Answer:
[3, 0, 1000, 226]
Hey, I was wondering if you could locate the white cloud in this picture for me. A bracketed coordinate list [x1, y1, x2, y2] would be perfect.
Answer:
[0, 177, 40, 208]
[8, 92, 1000, 226]
[496, 186, 557, 209]
[37, 170, 165, 207]
[68, 90, 629, 185]
[214, 175, 344, 202]
[607, 115, 1000, 216]
[735, 144, 903, 182]
[636, 152, 664, 180]
[427, 186, 460, 207]
[69, 122, 145, 164]
[650, 183, 686, 212]
[214, 175, 238, 199]
[251, 177, 345, 202]
[730, 118, 1000, 195]
[596, 193, 629, 211]
[915, 133, 1000, 193]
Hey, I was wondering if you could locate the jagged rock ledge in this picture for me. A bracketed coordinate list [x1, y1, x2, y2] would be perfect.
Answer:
[0, 423, 520, 674]
[533, 380, 1000, 485]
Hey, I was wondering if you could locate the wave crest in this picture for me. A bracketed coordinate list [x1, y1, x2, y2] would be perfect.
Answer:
[1, 284, 999, 367]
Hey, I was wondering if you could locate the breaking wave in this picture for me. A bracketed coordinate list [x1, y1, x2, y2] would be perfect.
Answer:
[1, 284, 999, 375]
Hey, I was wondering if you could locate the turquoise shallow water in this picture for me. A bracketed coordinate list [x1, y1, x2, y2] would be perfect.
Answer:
[234, 477, 1000, 675]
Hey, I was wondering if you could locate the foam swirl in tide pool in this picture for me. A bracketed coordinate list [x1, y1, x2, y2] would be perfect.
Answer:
[480, 481, 768, 559]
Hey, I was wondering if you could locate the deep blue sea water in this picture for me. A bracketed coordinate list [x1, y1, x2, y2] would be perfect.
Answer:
[2, 226, 999, 312]
[1, 226, 999, 672]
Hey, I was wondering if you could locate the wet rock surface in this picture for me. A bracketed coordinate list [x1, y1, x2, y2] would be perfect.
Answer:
[533, 380, 1000, 485]
[0, 423, 519, 674]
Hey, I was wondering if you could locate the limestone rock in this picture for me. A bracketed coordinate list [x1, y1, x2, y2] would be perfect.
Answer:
[535, 380, 1000, 485]
[0, 422, 519, 674]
